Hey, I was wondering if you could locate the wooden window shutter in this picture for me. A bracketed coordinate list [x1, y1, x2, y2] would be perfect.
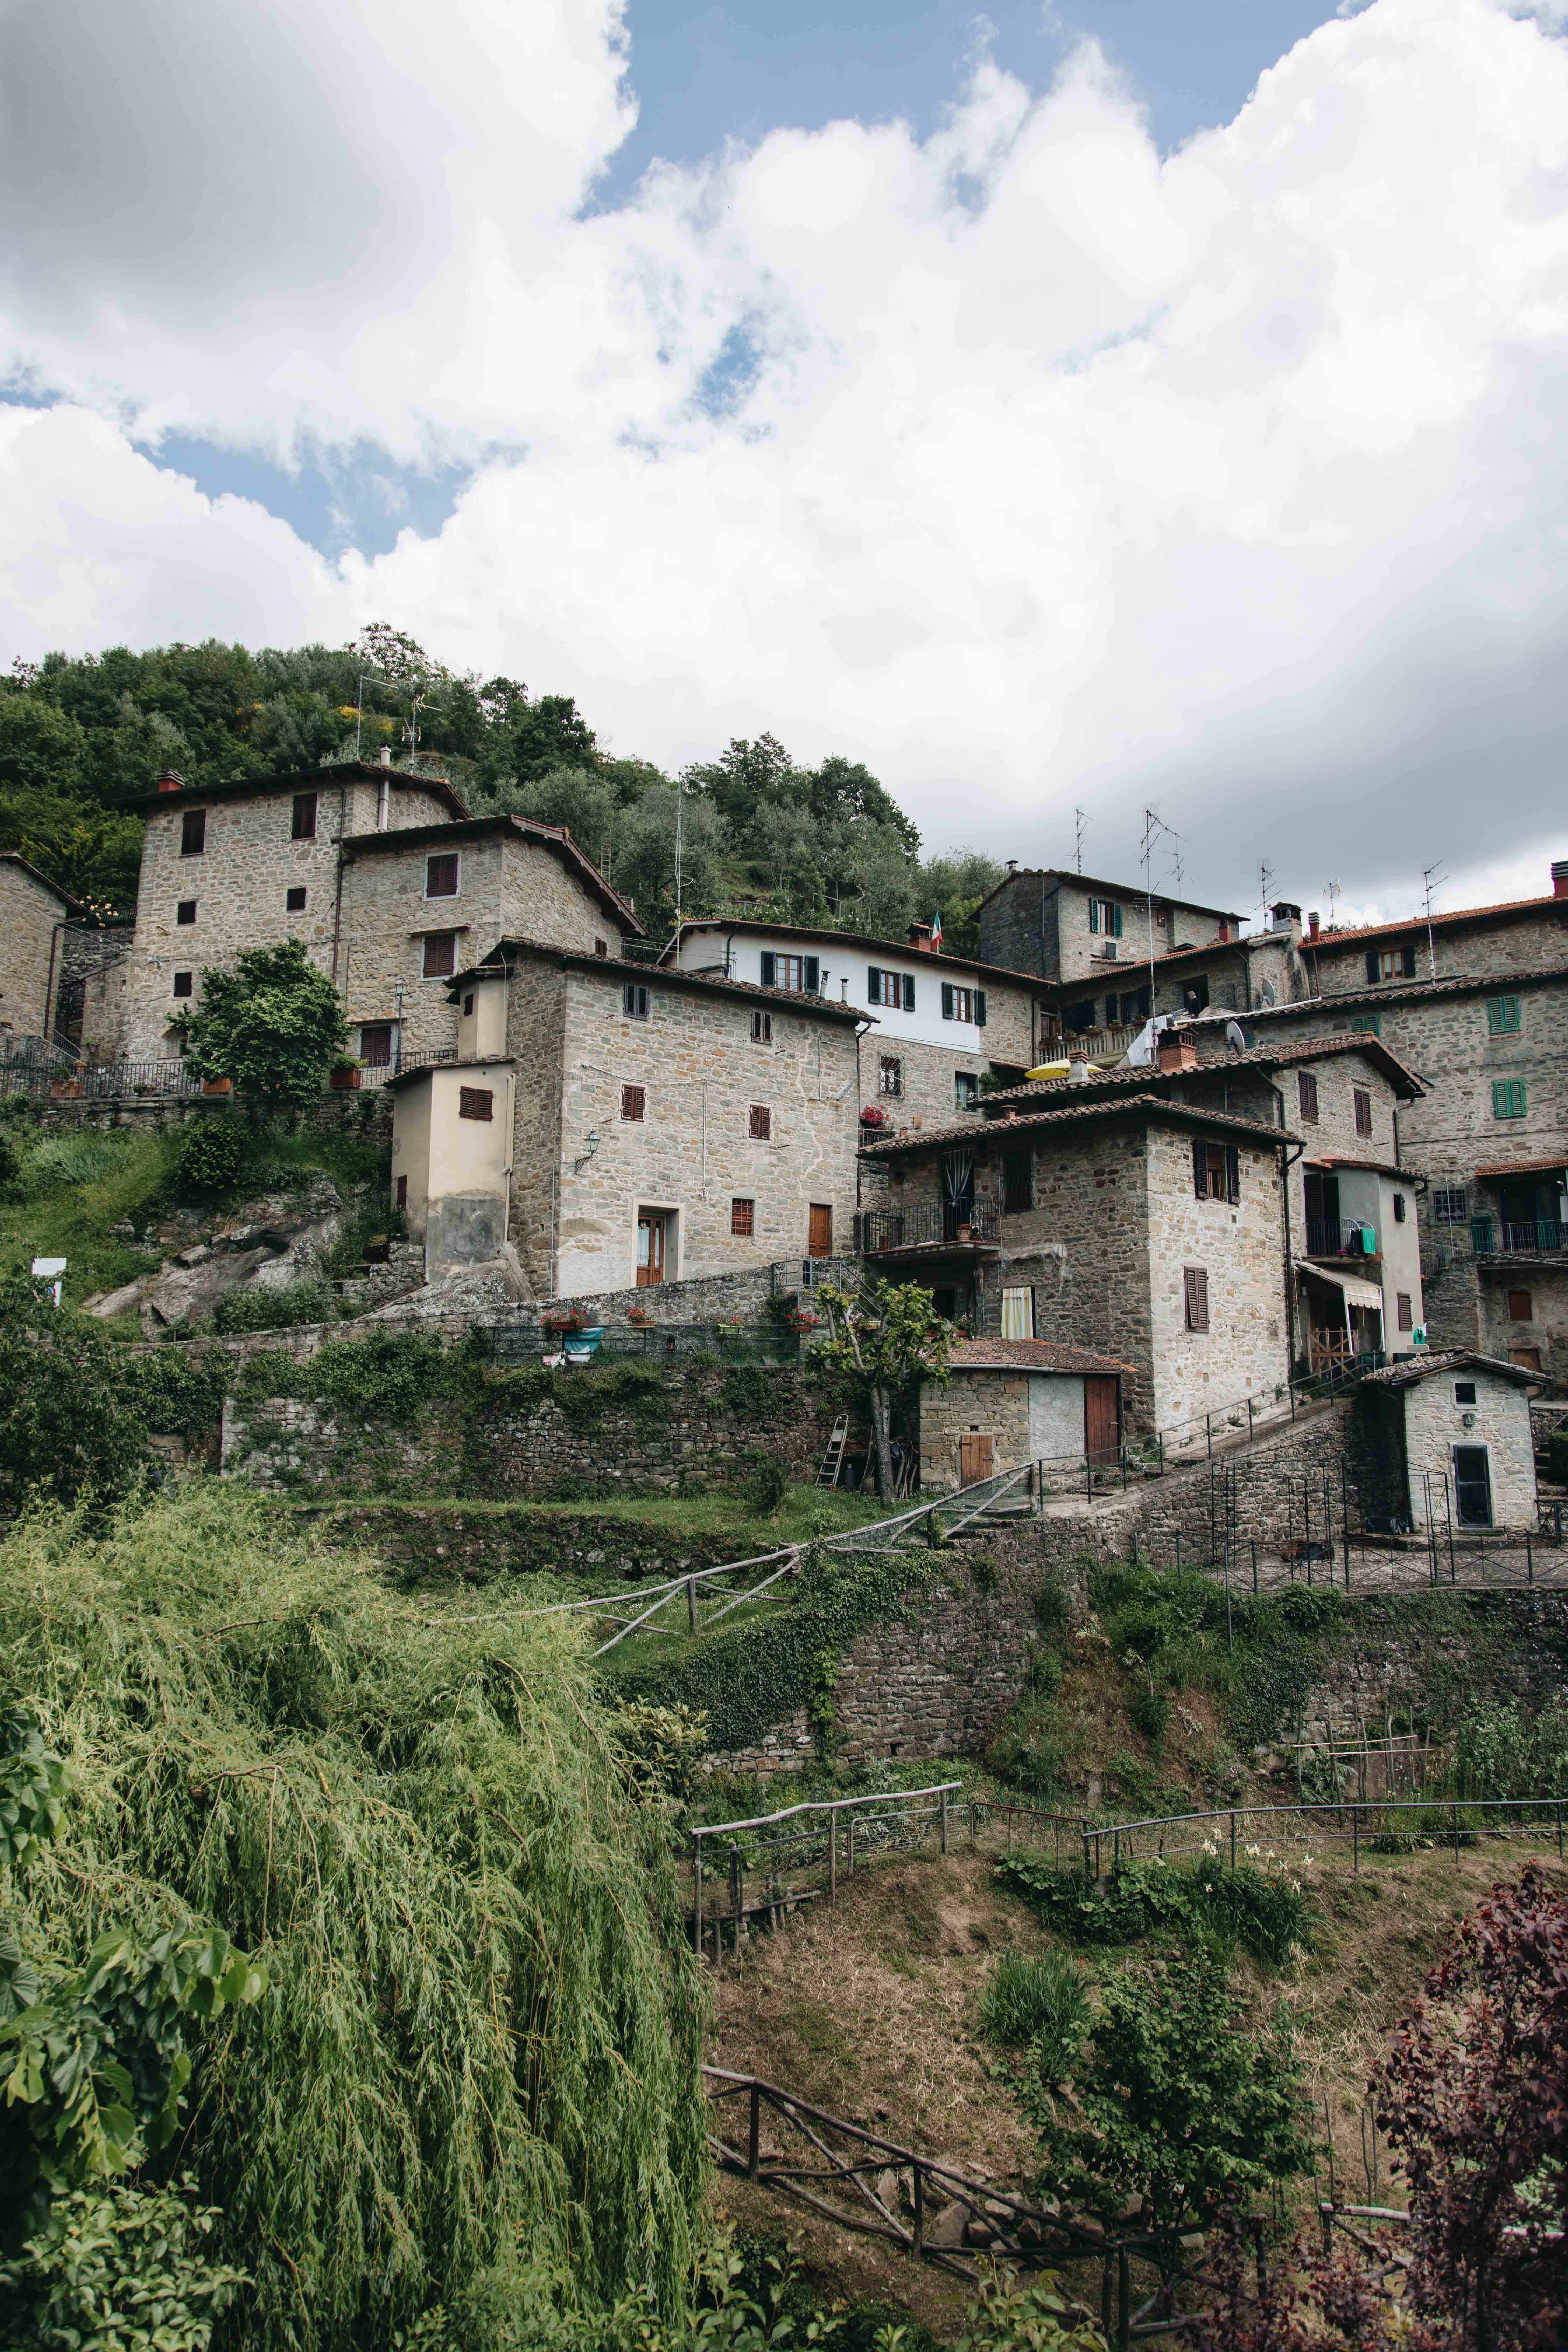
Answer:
[760, 951, 776, 986]
[942, 982, 954, 1019]
[903, 973, 915, 1010]
[804, 955, 819, 994]
[974, 988, 987, 1028]
[1225, 1145, 1240, 1204]
[620, 1084, 645, 1121]
[868, 965, 881, 1001]
[749, 1103, 771, 1139]
[1365, 950, 1379, 982]
[458, 1086, 493, 1121]
[1192, 1138, 1207, 1199]
[1401, 944, 1417, 976]
[1184, 1266, 1209, 1332]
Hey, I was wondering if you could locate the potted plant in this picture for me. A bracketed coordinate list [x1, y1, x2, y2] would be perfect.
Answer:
[543, 1307, 585, 1334]
[626, 1304, 655, 1326]
[202, 1076, 232, 1096]
[786, 1307, 819, 1335]
[860, 1103, 889, 1129]
[329, 1055, 363, 1092]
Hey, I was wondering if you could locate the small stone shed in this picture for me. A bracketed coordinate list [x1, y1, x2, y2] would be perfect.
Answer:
[920, 1336, 1132, 1489]
[388, 1056, 516, 1276]
[1359, 1350, 1542, 1531]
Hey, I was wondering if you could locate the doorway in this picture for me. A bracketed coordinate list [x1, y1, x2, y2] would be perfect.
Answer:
[636, 1210, 668, 1286]
[959, 1433, 994, 1487]
[1084, 1376, 1121, 1466]
[1452, 1445, 1493, 1528]
[808, 1203, 833, 1259]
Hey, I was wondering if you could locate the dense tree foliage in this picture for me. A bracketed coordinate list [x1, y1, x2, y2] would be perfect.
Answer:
[0, 1267, 149, 1511]
[2, 631, 1003, 938]
[173, 940, 348, 1105]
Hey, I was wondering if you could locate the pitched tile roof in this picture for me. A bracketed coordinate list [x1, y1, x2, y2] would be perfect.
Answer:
[1473, 1155, 1568, 1180]
[1307, 895, 1566, 948]
[661, 917, 1048, 991]
[1304, 1154, 1419, 1181]
[1193, 965, 1568, 1023]
[461, 936, 869, 1022]
[859, 1092, 1295, 1156]
[947, 1337, 1134, 1376]
[983, 1029, 1423, 1108]
[1359, 1350, 1543, 1390]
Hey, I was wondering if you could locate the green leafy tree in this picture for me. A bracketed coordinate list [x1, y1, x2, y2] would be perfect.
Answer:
[174, 940, 348, 1106]
[0, 1267, 148, 1510]
[0, 2182, 247, 2352]
[1044, 1950, 1310, 2255]
[812, 1278, 957, 1500]
[0, 695, 90, 800]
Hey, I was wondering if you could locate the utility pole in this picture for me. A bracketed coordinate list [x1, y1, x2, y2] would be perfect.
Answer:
[674, 783, 696, 932]
[1141, 807, 1160, 1023]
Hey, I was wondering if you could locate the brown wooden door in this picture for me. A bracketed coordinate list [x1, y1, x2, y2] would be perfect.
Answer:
[1084, 1376, 1120, 1466]
[808, 1203, 832, 1259]
[959, 1433, 993, 1488]
[636, 1211, 666, 1286]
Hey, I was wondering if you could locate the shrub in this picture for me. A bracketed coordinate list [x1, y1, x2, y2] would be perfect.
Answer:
[719, 1366, 771, 1418]
[213, 1280, 338, 1334]
[1451, 1699, 1568, 1804]
[0, 2183, 246, 2352]
[174, 1117, 243, 1200]
[0, 1264, 148, 1509]
[981, 1948, 1090, 2082]
[1549, 1429, 1568, 1487]
[1024, 1648, 1062, 1697]
[1129, 1683, 1170, 1743]
[174, 940, 348, 1107]
[746, 1458, 790, 1516]
[998, 1853, 1309, 1966]
[1034, 1578, 1070, 1634]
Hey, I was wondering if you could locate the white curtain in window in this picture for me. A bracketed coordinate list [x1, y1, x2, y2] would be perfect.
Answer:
[1001, 1286, 1034, 1339]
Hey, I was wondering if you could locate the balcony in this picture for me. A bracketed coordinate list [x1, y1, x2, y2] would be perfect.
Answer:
[1305, 1219, 1380, 1264]
[1471, 1217, 1567, 1260]
[859, 1199, 1001, 1258]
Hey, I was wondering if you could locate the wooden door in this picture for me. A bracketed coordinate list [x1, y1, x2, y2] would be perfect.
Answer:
[1083, 1376, 1120, 1466]
[636, 1211, 666, 1286]
[959, 1433, 993, 1488]
[808, 1203, 833, 1259]
[1452, 1446, 1492, 1528]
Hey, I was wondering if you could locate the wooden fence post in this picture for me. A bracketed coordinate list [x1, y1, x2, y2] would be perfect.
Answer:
[829, 1807, 838, 1905]
[693, 1836, 704, 1954]
[748, 2083, 761, 2181]
[940, 1788, 950, 1855]
[912, 2163, 925, 2256]
[687, 1576, 698, 1634]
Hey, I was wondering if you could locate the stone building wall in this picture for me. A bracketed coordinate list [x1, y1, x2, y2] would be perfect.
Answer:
[1144, 1122, 1289, 1429]
[1307, 903, 1568, 994]
[542, 962, 862, 1298]
[117, 776, 454, 1057]
[0, 858, 70, 1040]
[976, 872, 1243, 993]
[295, 1500, 776, 1583]
[61, 923, 135, 1057]
[1398, 1365, 1539, 1530]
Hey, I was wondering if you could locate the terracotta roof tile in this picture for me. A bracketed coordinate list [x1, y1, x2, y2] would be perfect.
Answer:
[860, 1092, 1295, 1155]
[948, 1337, 1134, 1377]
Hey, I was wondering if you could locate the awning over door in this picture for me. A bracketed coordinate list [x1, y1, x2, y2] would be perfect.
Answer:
[1294, 1260, 1382, 1312]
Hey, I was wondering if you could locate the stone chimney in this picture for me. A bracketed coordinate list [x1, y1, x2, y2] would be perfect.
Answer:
[1308, 910, 1321, 939]
[1067, 1048, 1090, 1086]
[908, 922, 934, 952]
[1156, 1024, 1198, 1074]
[1270, 901, 1302, 938]
[156, 769, 183, 792]
[1553, 859, 1568, 899]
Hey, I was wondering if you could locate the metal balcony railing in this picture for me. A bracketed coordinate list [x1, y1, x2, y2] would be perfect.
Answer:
[859, 1199, 1000, 1255]
[1305, 1219, 1379, 1260]
[1471, 1217, 1566, 1257]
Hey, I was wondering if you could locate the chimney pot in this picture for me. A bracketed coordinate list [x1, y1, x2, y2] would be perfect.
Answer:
[1553, 859, 1568, 899]
[908, 922, 933, 952]
[378, 747, 391, 768]
[1156, 1025, 1198, 1074]
[156, 769, 183, 792]
[1308, 910, 1321, 938]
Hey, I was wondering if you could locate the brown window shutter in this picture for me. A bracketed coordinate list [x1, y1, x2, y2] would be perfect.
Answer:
[1184, 1266, 1209, 1332]
[1225, 1145, 1240, 1204]
[749, 1103, 771, 1139]
[1192, 1138, 1207, 1199]
[458, 1086, 493, 1121]
[621, 1084, 645, 1121]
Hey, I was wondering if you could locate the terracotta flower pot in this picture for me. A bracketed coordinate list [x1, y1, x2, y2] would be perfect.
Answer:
[329, 1066, 362, 1091]
[202, 1077, 232, 1095]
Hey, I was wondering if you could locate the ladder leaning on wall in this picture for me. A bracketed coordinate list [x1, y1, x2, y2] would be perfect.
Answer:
[816, 1416, 850, 1488]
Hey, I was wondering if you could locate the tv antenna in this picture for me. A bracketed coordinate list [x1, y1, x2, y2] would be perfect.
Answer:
[1421, 861, 1446, 979]
[1259, 861, 1273, 929]
[1323, 877, 1341, 929]
[1074, 807, 1087, 875]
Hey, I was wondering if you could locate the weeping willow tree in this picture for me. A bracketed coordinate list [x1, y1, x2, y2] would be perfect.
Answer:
[0, 1484, 709, 2350]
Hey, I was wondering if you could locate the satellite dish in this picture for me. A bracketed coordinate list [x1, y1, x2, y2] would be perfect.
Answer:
[1259, 980, 1277, 1007]
[1225, 1021, 1246, 1055]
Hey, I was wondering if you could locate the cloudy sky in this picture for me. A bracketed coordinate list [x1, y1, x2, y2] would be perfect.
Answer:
[2, 0, 1567, 925]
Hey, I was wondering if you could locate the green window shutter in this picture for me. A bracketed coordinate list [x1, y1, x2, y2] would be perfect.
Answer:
[975, 988, 987, 1027]
[1350, 1014, 1380, 1036]
[942, 982, 954, 1020]
[1492, 1079, 1526, 1119]
[760, 951, 776, 986]
[1089, 900, 1101, 935]
[1110, 903, 1123, 939]
[803, 956, 819, 994]
[868, 965, 881, 1001]
[1487, 995, 1520, 1035]
[903, 974, 915, 1011]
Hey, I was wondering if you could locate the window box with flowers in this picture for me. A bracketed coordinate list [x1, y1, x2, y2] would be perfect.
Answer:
[786, 1308, 819, 1335]
[860, 1104, 890, 1130]
[543, 1308, 586, 1334]
[626, 1304, 656, 1326]
[329, 1056, 363, 1092]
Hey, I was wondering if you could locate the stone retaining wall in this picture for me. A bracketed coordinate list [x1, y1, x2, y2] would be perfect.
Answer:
[291, 1501, 760, 1583]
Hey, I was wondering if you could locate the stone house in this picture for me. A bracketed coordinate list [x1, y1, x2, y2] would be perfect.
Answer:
[662, 916, 1049, 1133]
[1358, 1351, 1541, 1531]
[0, 854, 83, 1045]
[858, 1092, 1295, 1435]
[390, 937, 866, 1295]
[918, 1336, 1131, 1489]
[1298, 861, 1568, 996]
[1194, 962, 1568, 1383]
[977, 1027, 1428, 1375]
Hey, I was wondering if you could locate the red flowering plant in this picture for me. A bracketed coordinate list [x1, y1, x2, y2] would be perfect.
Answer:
[859, 1103, 890, 1129]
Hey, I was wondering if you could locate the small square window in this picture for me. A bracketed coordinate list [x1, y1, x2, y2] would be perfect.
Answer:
[458, 1086, 493, 1121]
[422, 931, 456, 979]
[595, 937, 607, 957]
[1486, 994, 1521, 1035]
[878, 1055, 902, 1098]
[425, 852, 460, 899]
[172, 970, 193, 999]
[1353, 1087, 1373, 1136]
[749, 1103, 771, 1140]
[1433, 1186, 1467, 1223]
[176, 899, 196, 925]
[1454, 1381, 1477, 1405]
[1492, 1079, 1526, 1120]
[1350, 1013, 1380, 1037]
[751, 1009, 772, 1043]
[1297, 1071, 1318, 1123]
[621, 1084, 646, 1121]
[1393, 1192, 1406, 1223]
[623, 983, 650, 1020]
[291, 792, 317, 841]
[731, 1197, 754, 1237]
[954, 1071, 979, 1111]
[1507, 1289, 1533, 1321]
[286, 885, 307, 913]
[181, 807, 206, 856]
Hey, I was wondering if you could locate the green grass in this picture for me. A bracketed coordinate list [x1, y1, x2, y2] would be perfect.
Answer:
[277, 1481, 889, 1549]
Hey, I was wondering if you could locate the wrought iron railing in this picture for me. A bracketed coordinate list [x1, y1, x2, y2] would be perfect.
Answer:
[858, 1199, 1000, 1254]
[0, 1052, 208, 1100]
[1305, 1218, 1379, 1259]
[1470, 1216, 1566, 1256]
